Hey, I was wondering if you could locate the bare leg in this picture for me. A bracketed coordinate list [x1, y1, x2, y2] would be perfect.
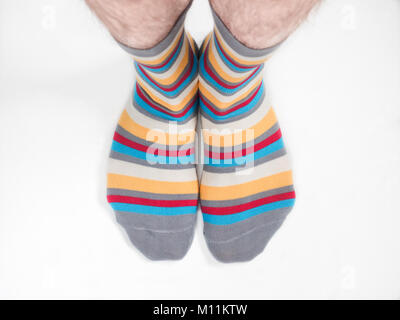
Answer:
[210, 0, 320, 49]
[85, 0, 191, 49]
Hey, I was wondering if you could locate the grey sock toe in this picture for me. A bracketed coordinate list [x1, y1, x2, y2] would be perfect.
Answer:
[123, 226, 195, 261]
[115, 212, 196, 261]
[205, 219, 286, 263]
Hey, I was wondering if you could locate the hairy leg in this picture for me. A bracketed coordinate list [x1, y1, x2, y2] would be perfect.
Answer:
[85, 0, 192, 49]
[210, 0, 320, 49]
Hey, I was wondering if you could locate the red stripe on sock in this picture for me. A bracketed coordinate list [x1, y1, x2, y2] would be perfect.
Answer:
[200, 82, 262, 116]
[201, 191, 295, 215]
[113, 132, 193, 157]
[107, 195, 198, 207]
[141, 33, 184, 70]
[136, 83, 196, 118]
[204, 44, 260, 90]
[138, 46, 194, 93]
[205, 129, 282, 160]
[214, 35, 255, 70]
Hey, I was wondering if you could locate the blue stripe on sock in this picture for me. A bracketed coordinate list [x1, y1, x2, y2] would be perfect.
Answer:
[199, 56, 261, 96]
[112, 141, 195, 164]
[141, 34, 185, 73]
[111, 203, 198, 215]
[202, 199, 295, 225]
[200, 83, 264, 121]
[136, 52, 198, 98]
[213, 36, 250, 73]
[205, 138, 284, 167]
[134, 89, 196, 122]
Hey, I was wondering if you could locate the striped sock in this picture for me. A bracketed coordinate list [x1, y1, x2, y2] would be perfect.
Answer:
[199, 10, 296, 262]
[107, 9, 199, 261]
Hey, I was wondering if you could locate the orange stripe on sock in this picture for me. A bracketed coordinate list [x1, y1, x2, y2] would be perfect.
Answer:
[108, 173, 199, 194]
[118, 110, 195, 146]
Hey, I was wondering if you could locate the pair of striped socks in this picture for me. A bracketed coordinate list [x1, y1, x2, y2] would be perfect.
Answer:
[107, 6, 295, 262]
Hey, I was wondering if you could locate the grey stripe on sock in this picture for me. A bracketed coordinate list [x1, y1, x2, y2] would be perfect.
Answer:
[204, 122, 280, 154]
[108, 188, 199, 201]
[116, 211, 196, 232]
[110, 151, 196, 170]
[203, 206, 292, 243]
[132, 97, 197, 125]
[203, 148, 287, 173]
[116, 125, 195, 150]
[200, 87, 265, 124]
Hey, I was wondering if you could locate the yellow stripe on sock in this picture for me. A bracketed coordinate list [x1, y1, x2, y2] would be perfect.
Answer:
[208, 38, 250, 84]
[201, 34, 212, 55]
[136, 77, 198, 113]
[187, 34, 196, 53]
[149, 39, 190, 86]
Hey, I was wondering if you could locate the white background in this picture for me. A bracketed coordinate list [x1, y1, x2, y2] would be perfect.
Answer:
[0, 0, 400, 300]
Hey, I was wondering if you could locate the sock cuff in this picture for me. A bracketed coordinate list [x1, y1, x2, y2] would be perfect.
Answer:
[211, 7, 281, 61]
[116, 0, 193, 58]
